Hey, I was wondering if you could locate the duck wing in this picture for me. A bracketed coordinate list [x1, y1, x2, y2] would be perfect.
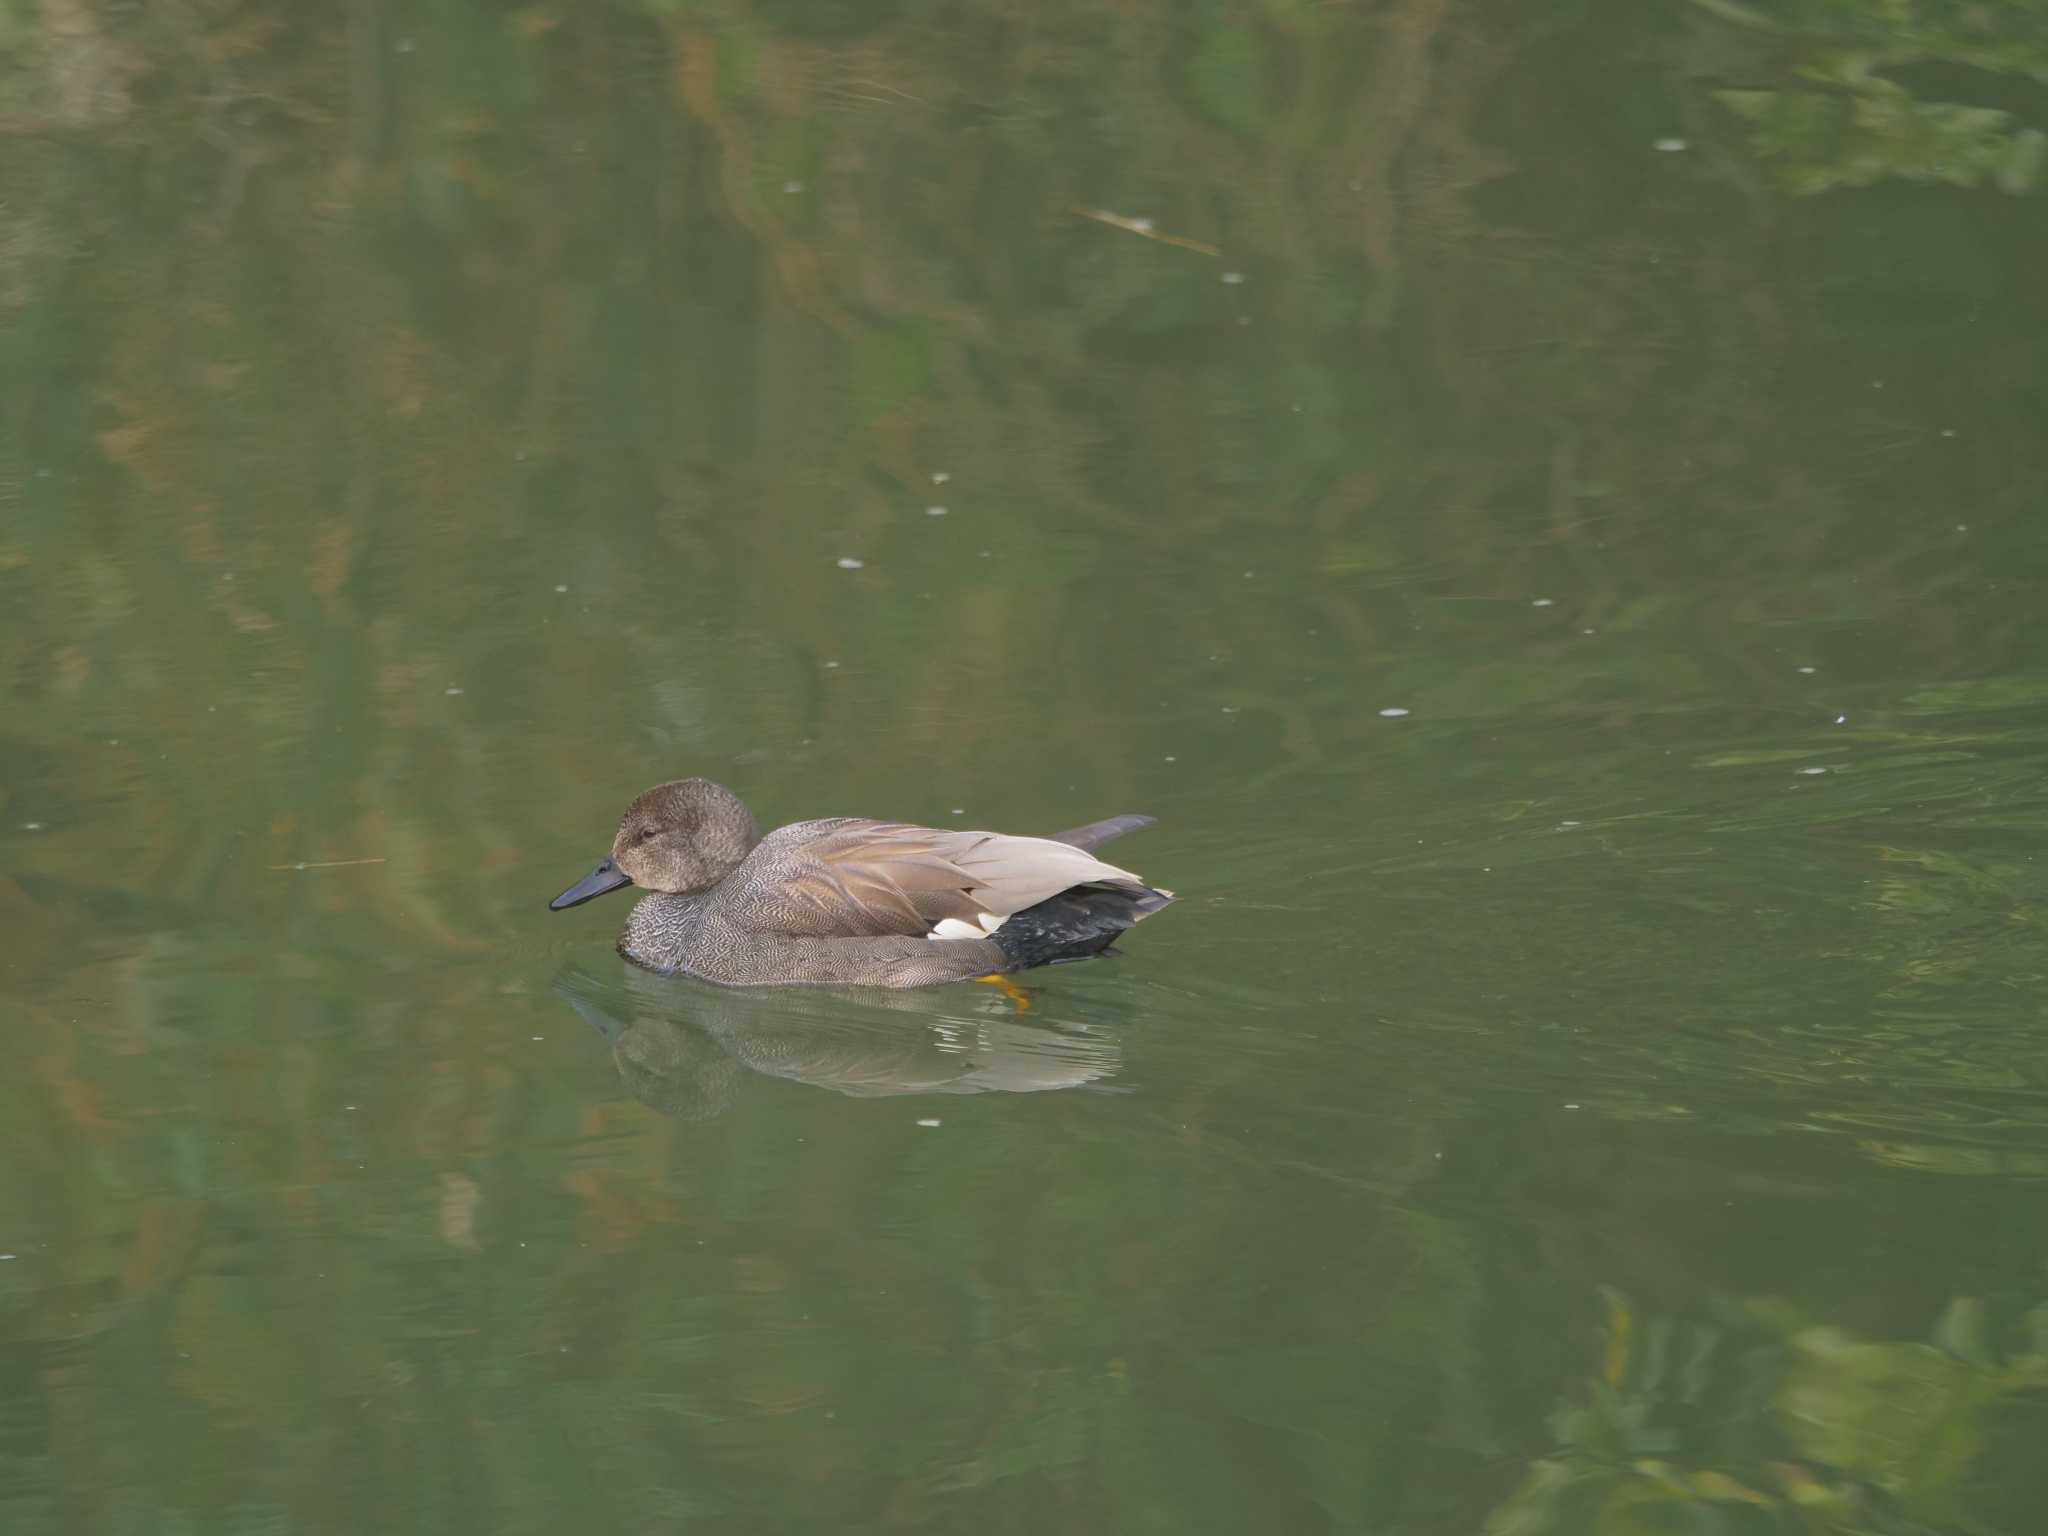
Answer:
[742, 819, 1157, 939]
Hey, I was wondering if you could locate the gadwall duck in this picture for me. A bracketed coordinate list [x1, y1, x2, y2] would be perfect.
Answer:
[549, 778, 1175, 988]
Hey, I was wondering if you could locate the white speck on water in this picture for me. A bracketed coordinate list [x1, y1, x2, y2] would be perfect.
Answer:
[1236, 316, 1251, 326]
[1221, 271, 1245, 285]
[1796, 666, 1816, 674]
[1652, 137, 1689, 152]
[950, 808, 964, 816]
[1800, 766, 1828, 776]
[783, 180, 804, 194]
[836, 557, 865, 570]
[1378, 707, 1411, 718]
[1243, 570, 1255, 579]
[823, 660, 839, 669]
[1871, 378, 1885, 390]
[977, 550, 991, 559]
[1581, 628, 1597, 636]
[445, 686, 463, 696]
[344, 1104, 356, 1111]
[395, 37, 415, 53]
[926, 505, 948, 517]
[1221, 706, 1237, 714]
[1834, 714, 1848, 725]
[916, 1118, 942, 1128]
[1564, 1103, 1582, 1110]
[1164, 755, 1177, 762]
[21, 823, 40, 832]
[1130, 217, 1154, 233]
[0, 1255, 15, 1261]
[1941, 428, 1958, 438]
[1956, 523, 1969, 532]
[1532, 597, 1554, 607]
[554, 584, 568, 593]
[293, 863, 307, 871]
[531, 1035, 544, 1041]
[931, 470, 951, 484]
[1559, 820, 1582, 828]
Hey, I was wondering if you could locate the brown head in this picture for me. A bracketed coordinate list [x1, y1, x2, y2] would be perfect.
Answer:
[549, 778, 761, 910]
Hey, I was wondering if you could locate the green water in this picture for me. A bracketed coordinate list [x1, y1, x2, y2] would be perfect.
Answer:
[6, 3, 2048, 1532]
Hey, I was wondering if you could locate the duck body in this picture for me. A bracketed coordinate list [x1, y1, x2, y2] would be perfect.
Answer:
[550, 779, 1175, 989]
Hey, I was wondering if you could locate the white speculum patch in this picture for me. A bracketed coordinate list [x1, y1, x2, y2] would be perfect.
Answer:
[929, 913, 1006, 941]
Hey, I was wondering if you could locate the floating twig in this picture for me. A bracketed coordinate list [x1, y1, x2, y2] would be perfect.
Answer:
[269, 857, 388, 871]
[1073, 207, 1220, 257]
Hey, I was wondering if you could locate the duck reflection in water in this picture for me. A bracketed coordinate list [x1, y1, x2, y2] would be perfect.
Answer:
[551, 960, 1128, 1120]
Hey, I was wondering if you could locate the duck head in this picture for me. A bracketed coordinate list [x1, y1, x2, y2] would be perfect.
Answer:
[549, 777, 762, 910]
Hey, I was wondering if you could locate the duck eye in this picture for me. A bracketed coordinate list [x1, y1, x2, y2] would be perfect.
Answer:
[638, 827, 658, 842]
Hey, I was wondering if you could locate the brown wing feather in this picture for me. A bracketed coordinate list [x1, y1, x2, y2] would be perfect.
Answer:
[749, 819, 1150, 939]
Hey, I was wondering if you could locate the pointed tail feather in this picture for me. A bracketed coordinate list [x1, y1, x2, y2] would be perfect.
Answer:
[1047, 813, 1156, 851]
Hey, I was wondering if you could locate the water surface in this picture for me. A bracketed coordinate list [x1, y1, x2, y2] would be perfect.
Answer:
[5, 4, 2048, 1532]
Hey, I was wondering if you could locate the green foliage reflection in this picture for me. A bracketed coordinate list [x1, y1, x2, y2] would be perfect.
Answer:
[1489, 1289, 2048, 1534]
[1695, 0, 2048, 192]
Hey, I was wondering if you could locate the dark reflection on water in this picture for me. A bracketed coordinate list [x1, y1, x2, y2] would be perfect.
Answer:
[553, 960, 1127, 1118]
